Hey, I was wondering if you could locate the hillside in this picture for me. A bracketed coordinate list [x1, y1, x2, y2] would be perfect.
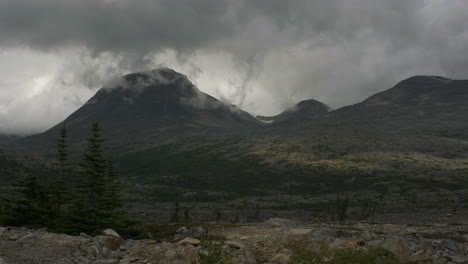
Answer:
[3, 72, 468, 220]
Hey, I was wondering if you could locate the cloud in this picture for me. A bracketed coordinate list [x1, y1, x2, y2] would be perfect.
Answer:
[0, 0, 468, 134]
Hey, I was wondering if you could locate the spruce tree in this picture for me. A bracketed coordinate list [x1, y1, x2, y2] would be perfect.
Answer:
[104, 157, 123, 210]
[54, 125, 70, 179]
[65, 122, 108, 234]
[50, 125, 71, 215]
[64, 122, 131, 235]
[4, 175, 55, 228]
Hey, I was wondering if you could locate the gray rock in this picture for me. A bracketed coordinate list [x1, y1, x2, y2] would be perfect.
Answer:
[226, 240, 245, 250]
[88, 245, 101, 258]
[176, 227, 189, 235]
[367, 240, 383, 247]
[0, 227, 7, 236]
[16, 232, 35, 244]
[382, 238, 410, 261]
[103, 229, 120, 238]
[177, 237, 201, 246]
[102, 246, 111, 258]
[8, 231, 21, 241]
[164, 249, 177, 259]
[329, 238, 344, 249]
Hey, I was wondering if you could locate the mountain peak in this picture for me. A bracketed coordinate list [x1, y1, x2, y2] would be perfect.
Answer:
[18, 68, 261, 154]
[257, 99, 332, 124]
[362, 75, 466, 107]
[102, 68, 192, 93]
[123, 68, 189, 85]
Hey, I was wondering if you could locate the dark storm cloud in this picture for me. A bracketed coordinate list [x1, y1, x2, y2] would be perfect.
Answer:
[0, 0, 468, 134]
[0, 0, 233, 54]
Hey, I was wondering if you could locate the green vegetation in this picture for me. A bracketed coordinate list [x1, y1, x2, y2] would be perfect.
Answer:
[192, 239, 231, 264]
[116, 140, 380, 201]
[0, 122, 138, 236]
[0, 175, 57, 228]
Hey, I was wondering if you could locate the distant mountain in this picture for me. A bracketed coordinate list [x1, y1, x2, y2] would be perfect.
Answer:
[4, 73, 468, 217]
[257, 99, 332, 124]
[362, 76, 464, 107]
[327, 76, 468, 131]
[16, 68, 261, 155]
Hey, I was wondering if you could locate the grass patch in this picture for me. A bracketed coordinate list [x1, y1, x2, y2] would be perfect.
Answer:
[290, 246, 423, 264]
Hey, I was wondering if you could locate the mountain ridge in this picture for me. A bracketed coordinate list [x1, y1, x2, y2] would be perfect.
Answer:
[13, 68, 262, 155]
[256, 99, 332, 124]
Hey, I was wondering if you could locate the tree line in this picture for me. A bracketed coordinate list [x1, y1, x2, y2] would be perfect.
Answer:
[0, 122, 137, 236]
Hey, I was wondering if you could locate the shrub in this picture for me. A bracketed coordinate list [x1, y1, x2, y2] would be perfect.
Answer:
[191, 239, 231, 264]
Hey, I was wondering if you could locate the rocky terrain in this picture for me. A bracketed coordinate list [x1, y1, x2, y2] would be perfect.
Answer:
[1, 219, 467, 264]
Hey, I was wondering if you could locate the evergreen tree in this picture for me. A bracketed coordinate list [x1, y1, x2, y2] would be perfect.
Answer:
[64, 122, 131, 235]
[50, 125, 71, 215]
[53, 125, 70, 179]
[64, 122, 108, 234]
[103, 157, 123, 211]
[3, 175, 56, 228]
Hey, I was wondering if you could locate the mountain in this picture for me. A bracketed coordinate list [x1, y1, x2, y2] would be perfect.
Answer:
[5, 73, 468, 219]
[16, 68, 262, 155]
[256, 99, 332, 124]
[322, 76, 468, 137]
[362, 75, 465, 107]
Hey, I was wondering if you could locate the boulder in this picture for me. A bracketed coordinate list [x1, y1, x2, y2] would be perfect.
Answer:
[271, 253, 290, 263]
[367, 240, 383, 247]
[103, 229, 121, 238]
[164, 249, 177, 259]
[225, 240, 245, 250]
[382, 238, 410, 261]
[8, 232, 21, 241]
[139, 239, 156, 245]
[88, 245, 101, 258]
[329, 238, 344, 249]
[177, 237, 201, 246]
[96, 234, 124, 250]
[0, 227, 7, 236]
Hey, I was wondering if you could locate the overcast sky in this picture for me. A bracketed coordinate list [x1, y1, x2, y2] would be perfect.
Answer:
[1, 0, 468, 135]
